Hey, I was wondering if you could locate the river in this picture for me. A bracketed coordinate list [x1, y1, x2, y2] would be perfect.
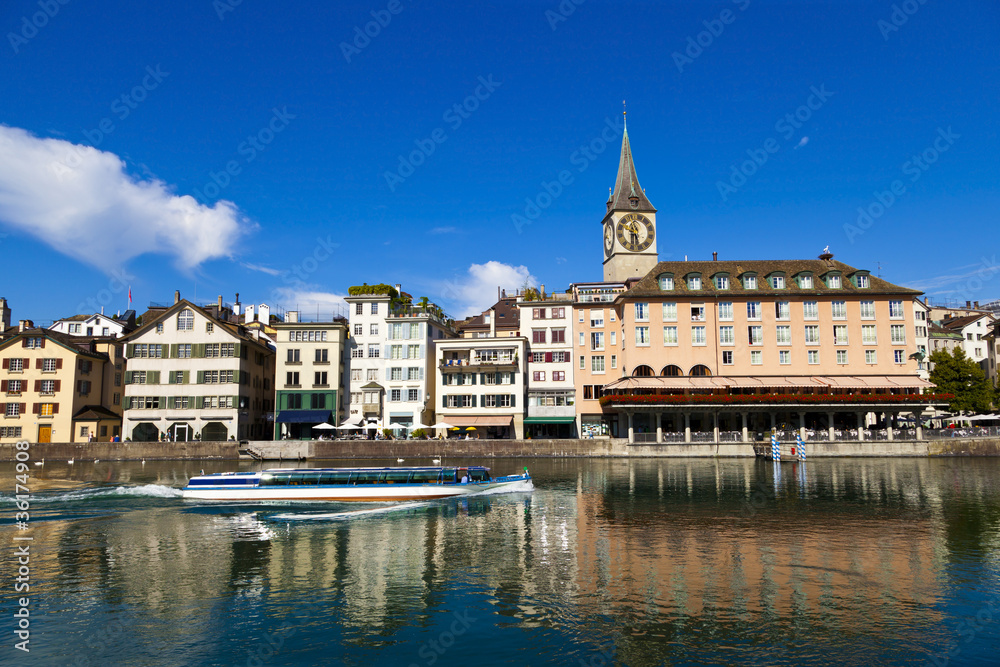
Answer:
[3, 457, 999, 666]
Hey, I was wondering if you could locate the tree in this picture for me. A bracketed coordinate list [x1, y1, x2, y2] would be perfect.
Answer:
[417, 296, 430, 312]
[929, 347, 992, 414]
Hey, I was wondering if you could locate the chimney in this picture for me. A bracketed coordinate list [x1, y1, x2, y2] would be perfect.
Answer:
[244, 304, 255, 324]
[966, 301, 972, 309]
[287, 310, 299, 323]
[540, 284, 546, 300]
[974, 301, 980, 309]
[0, 297, 9, 334]
[174, 290, 180, 305]
[18, 319, 34, 332]
[234, 292, 241, 317]
[489, 308, 497, 337]
[713, 251, 718, 261]
[258, 304, 270, 323]
[217, 295, 223, 312]
[394, 283, 402, 294]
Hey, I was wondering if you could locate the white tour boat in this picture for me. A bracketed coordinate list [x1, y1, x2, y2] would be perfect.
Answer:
[182, 465, 533, 502]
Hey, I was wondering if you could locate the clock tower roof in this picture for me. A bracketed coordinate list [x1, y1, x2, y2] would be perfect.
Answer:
[607, 113, 656, 214]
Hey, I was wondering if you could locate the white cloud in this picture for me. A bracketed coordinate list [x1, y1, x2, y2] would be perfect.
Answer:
[241, 262, 282, 276]
[0, 125, 254, 271]
[439, 261, 537, 318]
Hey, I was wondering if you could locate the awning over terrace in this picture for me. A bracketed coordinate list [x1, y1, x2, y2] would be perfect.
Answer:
[445, 415, 514, 427]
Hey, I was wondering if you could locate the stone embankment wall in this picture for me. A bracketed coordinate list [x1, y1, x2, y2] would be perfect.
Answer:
[2, 438, 999, 461]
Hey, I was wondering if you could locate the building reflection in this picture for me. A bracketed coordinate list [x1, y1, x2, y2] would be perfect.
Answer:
[27, 457, 993, 656]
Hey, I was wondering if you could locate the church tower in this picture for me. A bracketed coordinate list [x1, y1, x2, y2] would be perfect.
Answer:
[602, 112, 658, 282]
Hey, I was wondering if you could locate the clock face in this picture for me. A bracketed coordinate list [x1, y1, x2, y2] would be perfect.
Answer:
[615, 213, 654, 253]
[604, 223, 614, 257]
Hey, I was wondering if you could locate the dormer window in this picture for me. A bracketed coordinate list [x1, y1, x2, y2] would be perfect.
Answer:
[714, 274, 729, 290]
[855, 273, 870, 288]
[687, 274, 702, 290]
[743, 274, 758, 290]
[629, 194, 639, 209]
[770, 274, 786, 289]
[827, 274, 842, 289]
[658, 274, 674, 291]
[799, 274, 813, 289]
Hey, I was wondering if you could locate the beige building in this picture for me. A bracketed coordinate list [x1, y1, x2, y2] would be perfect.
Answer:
[272, 312, 348, 439]
[570, 281, 627, 438]
[0, 325, 123, 443]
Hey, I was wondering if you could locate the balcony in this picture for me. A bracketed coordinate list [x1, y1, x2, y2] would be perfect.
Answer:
[440, 357, 518, 372]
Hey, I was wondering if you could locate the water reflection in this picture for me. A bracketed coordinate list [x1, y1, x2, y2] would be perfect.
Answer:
[5, 457, 1000, 665]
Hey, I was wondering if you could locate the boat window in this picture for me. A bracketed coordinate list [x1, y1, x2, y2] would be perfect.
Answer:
[262, 473, 291, 486]
[441, 468, 458, 484]
[290, 472, 320, 486]
[410, 470, 441, 484]
[319, 471, 352, 485]
[383, 470, 412, 484]
[469, 469, 490, 482]
[351, 472, 379, 485]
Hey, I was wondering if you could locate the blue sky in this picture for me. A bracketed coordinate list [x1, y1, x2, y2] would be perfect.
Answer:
[1, 0, 998, 322]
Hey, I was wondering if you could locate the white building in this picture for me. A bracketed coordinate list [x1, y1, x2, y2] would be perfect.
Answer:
[49, 312, 135, 339]
[517, 291, 577, 438]
[344, 287, 395, 427]
[121, 298, 275, 442]
[382, 307, 454, 432]
[913, 298, 929, 380]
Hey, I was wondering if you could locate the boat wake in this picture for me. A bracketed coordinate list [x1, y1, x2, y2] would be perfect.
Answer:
[3, 484, 184, 504]
[480, 479, 535, 496]
[270, 500, 435, 521]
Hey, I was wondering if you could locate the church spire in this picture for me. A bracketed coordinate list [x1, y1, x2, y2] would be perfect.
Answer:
[607, 107, 655, 213]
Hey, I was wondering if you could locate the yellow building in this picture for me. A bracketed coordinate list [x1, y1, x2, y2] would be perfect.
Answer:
[0, 326, 123, 443]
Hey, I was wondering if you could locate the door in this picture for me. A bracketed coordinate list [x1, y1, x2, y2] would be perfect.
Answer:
[38, 425, 51, 443]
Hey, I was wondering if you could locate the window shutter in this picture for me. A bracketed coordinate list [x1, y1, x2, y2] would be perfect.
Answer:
[19, 403, 26, 413]
[39, 338, 45, 348]
[420, 368, 424, 381]
[471, 395, 476, 408]
[149, 371, 160, 385]
[56, 358, 63, 370]
[480, 373, 486, 385]
[1, 359, 7, 370]
[170, 344, 178, 358]
[0, 403, 5, 412]
[0, 381, 5, 392]
[22, 359, 28, 369]
[52, 404, 59, 414]
[22, 338, 29, 347]
[183, 371, 190, 384]
[419, 344, 425, 360]
[442, 394, 447, 408]
[34, 380, 41, 392]
[33, 403, 40, 415]
[36, 359, 43, 369]
[195, 396, 204, 409]
[197, 371, 204, 384]
[193, 344, 204, 358]
[510, 393, 516, 407]
[76, 380, 82, 393]
[126, 344, 135, 358]
[545, 352, 552, 363]
[167, 372, 175, 385]
[166, 397, 174, 409]
[54, 380, 60, 392]
[124, 372, 132, 385]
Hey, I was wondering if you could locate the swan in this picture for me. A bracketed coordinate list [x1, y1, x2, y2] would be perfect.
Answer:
[67, 458, 74, 465]
[432, 458, 441, 464]
[396, 458, 405, 463]
[34, 459, 44, 466]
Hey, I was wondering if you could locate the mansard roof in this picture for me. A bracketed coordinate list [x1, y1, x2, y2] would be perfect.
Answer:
[622, 258, 922, 299]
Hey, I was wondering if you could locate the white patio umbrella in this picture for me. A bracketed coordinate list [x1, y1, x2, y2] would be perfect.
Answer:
[387, 422, 409, 430]
[312, 423, 335, 430]
[408, 421, 431, 430]
[430, 421, 456, 430]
